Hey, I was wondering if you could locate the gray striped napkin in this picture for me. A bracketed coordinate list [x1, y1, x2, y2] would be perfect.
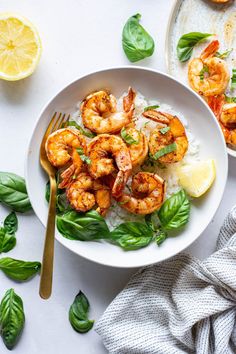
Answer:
[95, 206, 236, 354]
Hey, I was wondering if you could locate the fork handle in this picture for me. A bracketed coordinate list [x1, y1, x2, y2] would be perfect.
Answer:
[39, 176, 57, 299]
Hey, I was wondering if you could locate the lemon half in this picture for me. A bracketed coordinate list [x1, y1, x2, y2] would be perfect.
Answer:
[0, 13, 42, 81]
[177, 159, 216, 198]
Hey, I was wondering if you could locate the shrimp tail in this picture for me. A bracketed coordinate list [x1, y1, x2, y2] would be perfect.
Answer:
[200, 40, 219, 61]
[112, 170, 130, 198]
[207, 95, 224, 120]
[58, 164, 76, 189]
[142, 110, 170, 124]
[123, 87, 136, 118]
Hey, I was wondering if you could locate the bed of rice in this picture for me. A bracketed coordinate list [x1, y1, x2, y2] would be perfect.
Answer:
[71, 91, 200, 229]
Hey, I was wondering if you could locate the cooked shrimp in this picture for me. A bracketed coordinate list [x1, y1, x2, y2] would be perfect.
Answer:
[208, 95, 236, 145]
[188, 40, 230, 97]
[66, 172, 111, 215]
[87, 134, 132, 197]
[45, 128, 87, 188]
[81, 87, 135, 134]
[122, 127, 148, 167]
[143, 110, 188, 163]
[210, 0, 230, 2]
[115, 172, 165, 215]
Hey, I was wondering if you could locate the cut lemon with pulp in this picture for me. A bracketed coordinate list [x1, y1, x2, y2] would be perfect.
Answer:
[0, 13, 42, 81]
[177, 159, 216, 198]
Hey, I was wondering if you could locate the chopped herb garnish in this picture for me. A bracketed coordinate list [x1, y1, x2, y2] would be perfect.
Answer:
[118, 200, 129, 205]
[199, 65, 209, 81]
[76, 148, 91, 164]
[64, 120, 96, 138]
[159, 126, 170, 135]
[231, 69, 236, 90]
[215, 49, 232, 59]
[152, 143, 177, 160]
[121, 127, 139, 145]
[225, 95, 236, 103]
[144, 105, 160, 112]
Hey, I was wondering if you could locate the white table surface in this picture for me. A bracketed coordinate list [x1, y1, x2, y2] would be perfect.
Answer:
[0, 0, 235, 353]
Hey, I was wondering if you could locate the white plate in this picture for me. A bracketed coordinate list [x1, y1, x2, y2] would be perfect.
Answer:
[25, 66, 228, 268]
[165, 0, 236, 157]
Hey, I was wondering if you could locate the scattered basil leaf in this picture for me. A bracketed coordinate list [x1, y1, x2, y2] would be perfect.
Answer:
[159, 127, 170, 135]
[156, 229, 168, 246]
[231, 69, 236, 90]
[152, 143, 177, 160]
[57, 210, 110, 241]
[4, 212, 18, 235]
[0, 228, 16, 253]
[0, 288, 25, 350]
[121, 127, 139, 145]
[76, 148, 91, 164]
[0, 258, 41, 281]
[158, 189, 190, 230]
[177, 32, 212, 62]
[110, 222, 153, 250]
[56, 193, 72, 213]
[144, 105, 159, 112]
[45, 181, 50, 203]
[0, 172, 32, 212]
[225, 95, 236, 103]
[64, 120, 95, 138]
[69, 291, 94, 333]
[215, 48, 232, 59]
[199, 65, 209, 81]
[122, 13, 155, 62]
[144, 214, 155, 232]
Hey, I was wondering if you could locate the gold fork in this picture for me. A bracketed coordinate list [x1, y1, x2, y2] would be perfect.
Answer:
[39, 112, 70, 299]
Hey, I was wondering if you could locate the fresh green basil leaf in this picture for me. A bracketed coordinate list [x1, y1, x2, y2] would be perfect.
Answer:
[177, 32, 212, 62]
[110, 222, 153, 250]
[199, 64, 209, 81]
[121, 127, 139, 145]
[45, 181, 50, 203]
[0, 227, 16, 253]
[225, 95, 236, 103]
[155, 229, 168, 246]
[76, 148, 91, 164]
[0, 172, 32, 212]
[65, 120, 96, 138]
[231, 69, 236, 90]
[152, 143, 177, 160]
[57, 193, 72, 213]
[122, 13, 155, 62]
[159, 127, 170, 135]
[0, 288, 25, 349]
[215, 48, 232, 59]
[57, 210, 110, 241]
[0, 258, 41, 281]
[4, 212, 18, 235]
[69, 291, 94, 333]
[158, 189, 190, 230]
[144, 105, 160, 112]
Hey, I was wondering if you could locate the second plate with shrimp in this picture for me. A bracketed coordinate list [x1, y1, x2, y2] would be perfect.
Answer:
[25, 67, 227, 268]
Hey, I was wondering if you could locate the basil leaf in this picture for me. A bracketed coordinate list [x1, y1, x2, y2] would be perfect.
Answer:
[155, 229, 168, 246]
[231, 69, 236, 90]
[0, 258, 41, 281]
[0, 172, 32, 212]
[152, 143, 177, 160]
[65, 120, 96, 138]
[45, 181, 50, 203]
[110, 222, 153, 250]
[158, 189, 190, 230]
[122, 13, 155, 62]
[76, 148, 91, 164]
[199, 65, 209, 81]
[177, 32, 212, 62]
[225, 95, 236, 103]
[121, 127, 139, 145]
[159, 127, 170, 135]
[56, 210, 110, 241]
[215, 48, 232, 59]
[57, 193, 72, 213]
[69, 291, 94, 333]
[144, 105, 159, 112]
[0, 288, 25, 349]
[4, 212, 18, 235]
[0, 228, 16, 253]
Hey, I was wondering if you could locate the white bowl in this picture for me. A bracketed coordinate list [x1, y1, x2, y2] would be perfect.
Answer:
[25, 66, 228, 268]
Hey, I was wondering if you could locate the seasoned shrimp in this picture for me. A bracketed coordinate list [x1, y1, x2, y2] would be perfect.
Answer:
[115, 172, 165, 215]
[81, 87, 135, 134]
[208, 95, 236, 145]
[122, 127, 148, 167]
[87, 134, 132, 197]
[143, 110, 188, 163]
[45, 128, 87, 187]
[66, 172, 111, 216]
[188, 40, 230, 97]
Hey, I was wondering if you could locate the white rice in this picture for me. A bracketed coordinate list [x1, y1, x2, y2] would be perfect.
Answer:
[71, 91, 200, 229]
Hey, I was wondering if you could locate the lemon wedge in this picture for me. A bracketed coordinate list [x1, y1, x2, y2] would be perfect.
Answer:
[177, 159, 216, 197]
[0, 13, 42, 81]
